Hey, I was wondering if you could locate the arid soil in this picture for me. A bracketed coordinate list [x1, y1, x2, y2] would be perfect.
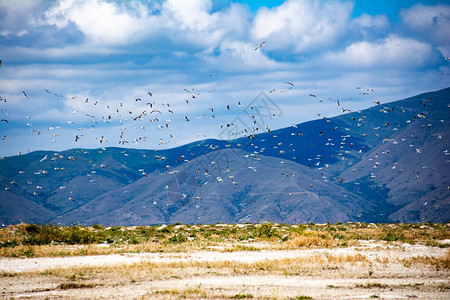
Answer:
[1, 241, 449, 299]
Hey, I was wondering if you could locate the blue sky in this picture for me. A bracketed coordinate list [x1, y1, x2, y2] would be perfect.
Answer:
[0, 0, 449, 157]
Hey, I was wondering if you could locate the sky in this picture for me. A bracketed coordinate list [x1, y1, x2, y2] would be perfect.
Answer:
[0, 0, 449, 157]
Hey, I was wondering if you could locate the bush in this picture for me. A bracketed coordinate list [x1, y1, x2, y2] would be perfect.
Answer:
[63, 225, 102, 244]
[92, 224, 105, 230]
[168, 233, 187, 244]
[19, 223, 106, 246]
[257, 222, 278, 238]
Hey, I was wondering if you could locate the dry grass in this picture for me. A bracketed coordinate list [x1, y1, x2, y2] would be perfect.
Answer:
[140, 288, 261, 299]
[3, 241, 449, 300]
[14, 252, 373, 283]
[401, 249, 450, 269]
[284, 234, 335, 248]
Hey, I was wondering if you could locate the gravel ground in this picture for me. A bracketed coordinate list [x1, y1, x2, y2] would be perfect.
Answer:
[1, 241, 449, 299]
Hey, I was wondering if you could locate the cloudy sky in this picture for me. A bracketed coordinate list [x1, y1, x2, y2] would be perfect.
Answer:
[0, 0, 449, 157]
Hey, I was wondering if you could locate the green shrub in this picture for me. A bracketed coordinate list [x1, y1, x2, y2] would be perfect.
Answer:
[92, 224, 105, 230]
[168, 233, 187, 244]
[257, 222, 278, 238]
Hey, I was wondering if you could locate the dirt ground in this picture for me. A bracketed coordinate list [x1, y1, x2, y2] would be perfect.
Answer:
[1, 241, 449, 299]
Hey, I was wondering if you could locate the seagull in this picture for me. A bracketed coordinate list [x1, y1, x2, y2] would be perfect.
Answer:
[209, 70, 219, 77]
[284, 82, 294, 89]
[255, 41, 265, 51]
[22, 91, 29, 99]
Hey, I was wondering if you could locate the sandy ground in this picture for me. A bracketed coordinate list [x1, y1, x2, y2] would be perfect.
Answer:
[1, 241, 449, 299]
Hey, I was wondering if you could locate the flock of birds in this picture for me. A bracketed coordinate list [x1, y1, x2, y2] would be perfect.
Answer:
[0, 47, 449, 205]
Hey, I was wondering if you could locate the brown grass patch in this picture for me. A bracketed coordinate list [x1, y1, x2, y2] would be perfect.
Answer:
[285, 235, 335, 248]
[59, 282, 99, 289]
[401, 249, 450, 269]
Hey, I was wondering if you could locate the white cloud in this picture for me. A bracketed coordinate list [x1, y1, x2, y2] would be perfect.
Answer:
[251, 0, 353, 53]
[0, 0, 47, 36]
[44, 0, 154, 45]
[158, 0, 250, 49]
[162, 0, 214, 32]
[354, 14, 389, 30]
[400, 4, 450, 55]
[42, 0, 250, 50]
[200, 40, 283, 72]
[325, 35, 436, 69]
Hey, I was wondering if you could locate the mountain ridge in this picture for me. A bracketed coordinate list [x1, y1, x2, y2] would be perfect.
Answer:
[1, 87, 449, 225]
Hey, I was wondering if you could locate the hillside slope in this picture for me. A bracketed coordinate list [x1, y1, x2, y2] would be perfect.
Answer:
[1, 87, 449, 225]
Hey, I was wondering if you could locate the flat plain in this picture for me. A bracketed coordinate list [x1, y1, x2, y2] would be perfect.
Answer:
[1, 222, 449, 299]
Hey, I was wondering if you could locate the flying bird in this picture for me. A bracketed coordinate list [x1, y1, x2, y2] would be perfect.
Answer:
[209, 70, 219, 77]
[255, 41, 265, 51]
[22, 91, 29, 99]
[284, 82, 294, 88]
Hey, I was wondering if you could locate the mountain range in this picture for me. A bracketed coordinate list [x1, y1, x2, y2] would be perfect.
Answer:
[1, 87, 449, 225]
